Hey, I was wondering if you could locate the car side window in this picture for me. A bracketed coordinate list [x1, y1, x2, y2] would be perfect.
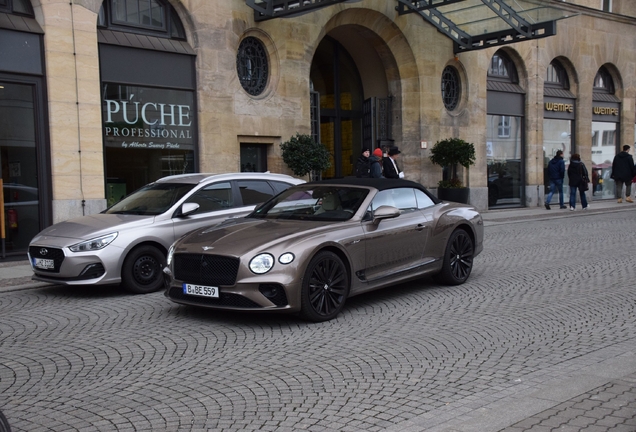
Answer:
[237, 180, 276, 206]
[371, 190, 396, 211]
[414, 189, 435, 209]
[186, 182, 233, 213]
[372, 189, 417, 212]
[270, 181, 293, 194]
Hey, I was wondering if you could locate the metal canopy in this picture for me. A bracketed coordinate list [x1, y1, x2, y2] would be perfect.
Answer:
[245, 0, 573, 53]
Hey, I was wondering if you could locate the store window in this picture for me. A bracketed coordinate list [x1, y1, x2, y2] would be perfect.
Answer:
[98, 0, 196, 200]
[487, 50, 525, 208]
[591, 65, 620, 199]
[543, 59, 574, 206]
[240, 144, 268, 172]
[102, 83, 195, 198]
[0, 0, 50, 255]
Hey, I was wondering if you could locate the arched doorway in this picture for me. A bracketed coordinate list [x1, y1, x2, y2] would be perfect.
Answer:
[310, 36, 364, 178]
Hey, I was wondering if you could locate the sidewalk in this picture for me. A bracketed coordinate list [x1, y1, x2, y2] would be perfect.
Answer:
[0, 199, 633, 292]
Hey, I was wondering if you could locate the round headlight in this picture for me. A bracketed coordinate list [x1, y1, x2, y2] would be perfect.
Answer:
[249, 253, 275, 274]
[278, 253, 294, 265]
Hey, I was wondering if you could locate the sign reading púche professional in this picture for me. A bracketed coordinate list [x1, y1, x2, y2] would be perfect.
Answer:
[102, 85, 195, 151]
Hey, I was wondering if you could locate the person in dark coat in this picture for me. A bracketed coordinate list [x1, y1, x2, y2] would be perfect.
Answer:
[545, 150, 566, 210]
[383, 147, 403, 179]
[355, 148, 371, 178]
[611, 144, 636, 203]
[369, 148, 383, 178]
[567, 153, 589, 211]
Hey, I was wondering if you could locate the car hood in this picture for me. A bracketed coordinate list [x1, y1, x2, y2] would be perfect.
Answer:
[31, 214, 155, 242]
[177, 217, 340, 256]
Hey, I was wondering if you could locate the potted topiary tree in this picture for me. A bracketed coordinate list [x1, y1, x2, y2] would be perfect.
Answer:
[429, 137, 476, 204]
[280, 133, 332, 181]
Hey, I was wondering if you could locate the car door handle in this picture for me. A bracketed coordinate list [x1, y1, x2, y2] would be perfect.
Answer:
[415, 224, 426, 231]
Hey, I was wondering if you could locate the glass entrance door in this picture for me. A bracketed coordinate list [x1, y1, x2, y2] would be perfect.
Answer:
[487, 115, 524, 207]
[0, 82, 40, 252]
[310, 37, 363, 178]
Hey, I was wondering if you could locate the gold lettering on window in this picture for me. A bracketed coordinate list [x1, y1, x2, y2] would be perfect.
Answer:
[544, 102, 573, 112]
[593, 106, 619, 116]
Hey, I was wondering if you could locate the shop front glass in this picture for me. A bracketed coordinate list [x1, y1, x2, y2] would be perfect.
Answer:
[102, 84, 195, 205]
[0, 81, 40, 252]
[543, 119, 572, 204]
[487, 115, 523, 207]
[591, 121, 617, 199]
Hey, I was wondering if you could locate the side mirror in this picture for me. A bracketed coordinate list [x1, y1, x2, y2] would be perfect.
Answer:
[180, 202, 200, 217]
[372, 205, 400, 223]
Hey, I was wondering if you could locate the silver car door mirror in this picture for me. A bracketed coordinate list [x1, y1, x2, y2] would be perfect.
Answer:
[180, 202, 200, 217]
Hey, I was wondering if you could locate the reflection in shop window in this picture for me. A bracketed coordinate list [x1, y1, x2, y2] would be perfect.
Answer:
[602, 130, 615, 146]
[498, 116, 511, 138]
[592, 130, 599, 147]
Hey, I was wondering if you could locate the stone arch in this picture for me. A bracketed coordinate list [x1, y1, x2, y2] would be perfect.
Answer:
[311, 8, 421, 148]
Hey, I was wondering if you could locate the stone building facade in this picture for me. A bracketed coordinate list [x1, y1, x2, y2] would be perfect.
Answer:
[1, 0, 635, 255]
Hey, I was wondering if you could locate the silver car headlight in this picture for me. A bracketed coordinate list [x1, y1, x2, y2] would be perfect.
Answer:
[69, 233, 118, 252]
[166, 242, 176, 267]
[249, 253, 275, 274]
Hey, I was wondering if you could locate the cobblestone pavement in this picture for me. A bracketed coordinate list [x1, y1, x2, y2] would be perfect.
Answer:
[0, 210, 635, 431]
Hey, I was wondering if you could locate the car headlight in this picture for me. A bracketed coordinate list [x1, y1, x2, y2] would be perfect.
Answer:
[69, 232, 118, 252]
[249, 253, 274, 274]
[166, 242, 176, 267]
[278, 253, 294, 264]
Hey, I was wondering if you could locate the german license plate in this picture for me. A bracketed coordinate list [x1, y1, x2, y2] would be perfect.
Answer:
[33, 258, 54, 270]
[183, 283, 219, 298]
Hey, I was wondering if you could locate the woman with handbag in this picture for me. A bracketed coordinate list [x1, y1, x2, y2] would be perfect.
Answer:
[567, 153, 589, 211]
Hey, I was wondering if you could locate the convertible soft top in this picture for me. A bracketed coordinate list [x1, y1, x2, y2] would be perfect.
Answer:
[305, 177, 441, 204]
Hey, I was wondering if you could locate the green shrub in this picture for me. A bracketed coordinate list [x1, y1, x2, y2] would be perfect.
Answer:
[280, 133, 332, 177]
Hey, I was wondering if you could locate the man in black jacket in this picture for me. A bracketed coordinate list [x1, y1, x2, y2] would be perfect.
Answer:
[611, 145, 636, 203]
[383, 147, 403, 179]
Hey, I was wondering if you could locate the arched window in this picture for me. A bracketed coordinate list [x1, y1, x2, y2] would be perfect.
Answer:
[0, 0, 34, 16]
[488, 51, 518, 83]
[546, 60, 569, 89]
[593, 66, 614, 94]
[98, 0, 186, 40]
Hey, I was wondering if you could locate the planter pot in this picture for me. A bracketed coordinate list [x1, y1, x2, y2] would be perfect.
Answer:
[438, 187, 469, 204]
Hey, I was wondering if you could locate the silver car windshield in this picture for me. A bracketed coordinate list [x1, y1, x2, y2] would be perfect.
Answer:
[250, 186, 368, 221]
[104, 183, 195, 216]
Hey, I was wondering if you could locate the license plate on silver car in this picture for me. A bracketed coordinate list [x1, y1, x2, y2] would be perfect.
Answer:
[33, 258, 54, 270]
[183, 283, 219, 298]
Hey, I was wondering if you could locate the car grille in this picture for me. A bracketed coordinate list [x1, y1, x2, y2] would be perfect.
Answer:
[173, 254, 239, 286]
[168, 286, 261, 308]
[29, 246, 65, 272]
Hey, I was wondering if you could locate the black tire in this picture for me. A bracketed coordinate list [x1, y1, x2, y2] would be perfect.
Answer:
[299, 251, 349, 322]
[0, 409, 11, 432]
[435, 229, 474, 285]
[121, 245, 165, 294]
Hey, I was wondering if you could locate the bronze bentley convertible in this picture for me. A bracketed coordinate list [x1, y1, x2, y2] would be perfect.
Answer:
[164, 178, 483, 322]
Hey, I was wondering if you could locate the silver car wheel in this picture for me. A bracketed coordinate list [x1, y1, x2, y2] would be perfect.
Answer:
[121, 245, 165, 294]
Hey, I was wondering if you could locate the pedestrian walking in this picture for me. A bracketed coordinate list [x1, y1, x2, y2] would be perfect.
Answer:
[567, 153, 589, 211]
[610, 144, 636, 203]
[370, 148, 383, 178]
[383, 146, 404, 179]
[545, 150, 566, 210]
[355, 148, 371, 178]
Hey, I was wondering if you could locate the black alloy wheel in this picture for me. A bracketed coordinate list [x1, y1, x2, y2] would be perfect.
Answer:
[121, 245, 165, 294]
[0, 409, 11, 432]
[436, 229, 474, 285]
[300, 251, 350, 322]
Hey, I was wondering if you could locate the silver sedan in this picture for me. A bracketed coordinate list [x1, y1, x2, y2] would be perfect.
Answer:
[28, 172, 304, 293]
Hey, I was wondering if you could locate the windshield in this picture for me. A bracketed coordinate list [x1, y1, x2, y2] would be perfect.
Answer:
[250, 185, 369, 221]
[104, 183, 195, 216]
